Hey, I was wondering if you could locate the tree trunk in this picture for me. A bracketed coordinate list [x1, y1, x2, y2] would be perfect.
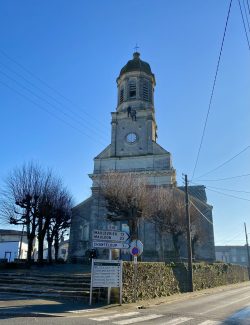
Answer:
[54, 232, 59, 262]
[172, 233, 181, 258]
[160, 232, 165, 262]
[191, 235, 198, 260]
[47, 228, 53, 264]
[27, 236, 34, 264]
[37, 216, 45, 264]
[128, 218, 138, 241]
[37, 215, 51, 264]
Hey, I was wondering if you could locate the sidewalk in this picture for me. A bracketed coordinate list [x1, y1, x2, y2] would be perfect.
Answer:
[0, 281, 249, 319]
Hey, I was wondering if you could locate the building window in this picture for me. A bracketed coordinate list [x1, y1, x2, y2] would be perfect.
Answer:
[143, 81, 149, 101]
[129, 81, 136, 98]
[120, 88, 124, 103]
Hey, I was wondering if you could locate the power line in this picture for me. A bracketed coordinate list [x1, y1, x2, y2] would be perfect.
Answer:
[191, 0, 233, 180]
[0, 79, 106, 146]
[189, 199, 213, 225]
[247, 0, 250, 15]
[238, 0, 250, 50]
[205, 187, 250, 202]
[216, 229, 243, 244]
[0, 69, 109, 144]
[243, 0, 250, 32]
[0, 49, 108, 129]
[0, 60, 109, 138]
[194, 145, 250, 179]
[191, 181, 250, 194]
[198, 173, 250, 182]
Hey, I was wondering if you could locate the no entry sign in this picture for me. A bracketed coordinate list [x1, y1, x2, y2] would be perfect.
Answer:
[130, 240, 143, 257]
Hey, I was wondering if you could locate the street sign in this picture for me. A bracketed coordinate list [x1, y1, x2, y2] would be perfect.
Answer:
[93, 241, 129, 249]
[89, 259, 123, 305]
[107, 224, 118, 231]
[91, 259, 122, 288]
[130, 240, 143, 257]
[92, 229, 129, 243]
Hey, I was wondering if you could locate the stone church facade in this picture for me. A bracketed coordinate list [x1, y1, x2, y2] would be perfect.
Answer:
[68, 52, 215, 262]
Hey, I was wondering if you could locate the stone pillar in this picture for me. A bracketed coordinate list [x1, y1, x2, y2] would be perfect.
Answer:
[110, 112, 117, 157]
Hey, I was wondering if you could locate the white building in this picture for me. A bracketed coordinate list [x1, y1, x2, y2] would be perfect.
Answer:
[0, 229, 28, 261]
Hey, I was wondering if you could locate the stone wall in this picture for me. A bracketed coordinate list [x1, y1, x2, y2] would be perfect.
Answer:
[122, 262, 249, 303]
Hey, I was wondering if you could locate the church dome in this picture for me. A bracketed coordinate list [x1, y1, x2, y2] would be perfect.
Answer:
[119, 52, 155, 81]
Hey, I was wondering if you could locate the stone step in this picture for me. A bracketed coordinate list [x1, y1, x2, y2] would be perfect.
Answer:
[0, 276, 90, 286]
[0, 285, 105, 303]
[0, 272, 91, 280]
[0, 279, 90, 290]
[0, 285, 90, 296]
[0, 268, 103, 302]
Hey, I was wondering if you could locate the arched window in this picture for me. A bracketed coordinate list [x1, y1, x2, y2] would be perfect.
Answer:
[141, 79, 152, 102]
[120, 88, 124, 104]
[129, 80, 136, 98]
[143, 81, 149, 101]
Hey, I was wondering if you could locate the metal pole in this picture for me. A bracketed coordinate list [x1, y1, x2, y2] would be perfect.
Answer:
[119, 261, 123, 305]
[185, 174, 193, 292]
[89, 259, 94, 305]
[107, 249, 112, 304]
[244, 222, 250, 279]
[133, 255, 138, 302]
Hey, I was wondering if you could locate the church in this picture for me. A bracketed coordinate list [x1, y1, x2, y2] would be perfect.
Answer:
[68, 52, 215, 262]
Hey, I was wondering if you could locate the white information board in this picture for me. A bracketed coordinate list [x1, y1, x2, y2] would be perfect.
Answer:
[89, 259, 123, 305]
[91, 259, 122, 287]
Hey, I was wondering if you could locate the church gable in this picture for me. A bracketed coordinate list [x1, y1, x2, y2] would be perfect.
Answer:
[95, 144, 111, 159]
[153, 142, 170, 155]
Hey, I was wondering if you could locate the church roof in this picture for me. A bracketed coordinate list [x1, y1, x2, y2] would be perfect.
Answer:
[119, 52, 155, 81]
[178, 185, 208, 203]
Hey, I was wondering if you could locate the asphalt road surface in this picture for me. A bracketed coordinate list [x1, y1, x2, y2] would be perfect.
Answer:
[0, 282, 249, 324]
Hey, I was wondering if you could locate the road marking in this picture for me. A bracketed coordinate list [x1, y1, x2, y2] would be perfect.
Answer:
[112, 314, 164, 324]
[198, 321, 222, 325]
[68, 308, 105, 313]
[158, 317, 193, 324]
[90, 312, 140, 321]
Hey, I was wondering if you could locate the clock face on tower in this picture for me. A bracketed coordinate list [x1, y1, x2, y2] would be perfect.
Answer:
[126, 132, 137, 143]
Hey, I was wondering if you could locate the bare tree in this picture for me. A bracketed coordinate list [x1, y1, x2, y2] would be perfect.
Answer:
[0, 162, 73, 264]
[0, 162, 45, 263]
[98, 172, 149, 240]
[46, 187, 72, 263]
[148, 187, 186, 259]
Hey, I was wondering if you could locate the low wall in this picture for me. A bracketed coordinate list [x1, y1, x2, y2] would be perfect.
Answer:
[122, 262, 249, 303]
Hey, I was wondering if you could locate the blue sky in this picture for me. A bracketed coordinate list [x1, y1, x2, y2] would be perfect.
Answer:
[0, 0, 249, 246]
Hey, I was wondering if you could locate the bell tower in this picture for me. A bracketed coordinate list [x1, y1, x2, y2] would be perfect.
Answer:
[91, 52, 176, 188]
[110, 52, 157, 157]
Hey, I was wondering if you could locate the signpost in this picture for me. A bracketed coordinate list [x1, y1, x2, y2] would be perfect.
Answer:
[129, 239, 143, 303]
[93, 241, 129, 249]
[89, 259, 123, 305]
[130, 240, 143, 257]
[92, 229, 129, 242]
[90, 228, 129, 305]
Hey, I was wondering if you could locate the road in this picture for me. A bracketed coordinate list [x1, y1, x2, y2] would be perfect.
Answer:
[0, 282, 249, 324]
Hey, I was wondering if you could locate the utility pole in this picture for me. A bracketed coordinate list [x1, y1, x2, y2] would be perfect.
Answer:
[185, 174, 193, 292]
[244, 222, 250, 279]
